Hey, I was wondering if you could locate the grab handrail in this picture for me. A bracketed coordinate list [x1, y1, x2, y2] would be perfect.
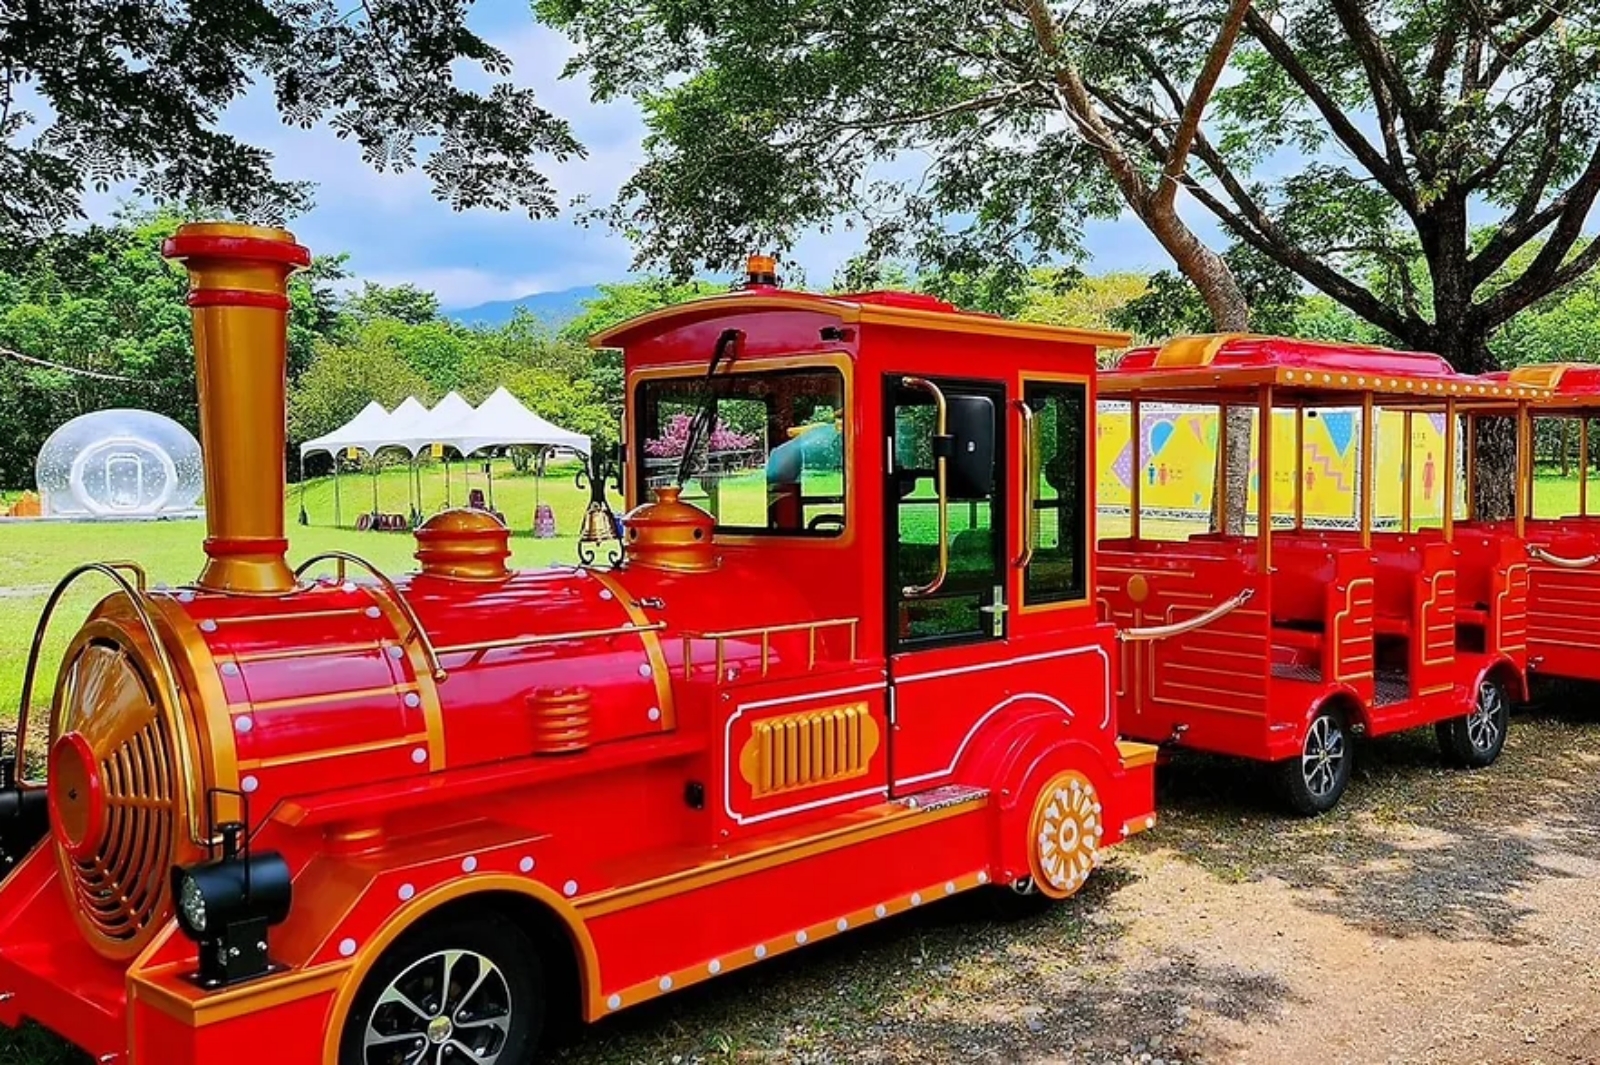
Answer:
[295, 551, 447, 681]
[1529, 546, 1600, 570]
[15, 561, 216, 846]
[1015, 399, 1037, 570]
[1117, 588, 1256, 643]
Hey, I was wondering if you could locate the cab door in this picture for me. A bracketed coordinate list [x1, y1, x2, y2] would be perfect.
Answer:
[883, 375, 1010, 792]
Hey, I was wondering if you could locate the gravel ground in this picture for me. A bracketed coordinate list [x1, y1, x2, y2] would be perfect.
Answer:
[550, 691, 1600, 1065]
[2, 696, 1597, 1065]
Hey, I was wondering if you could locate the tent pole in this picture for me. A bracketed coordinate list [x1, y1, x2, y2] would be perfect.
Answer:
[370, 456, 379, 523]
[297, 453, 308, 526]
[445, 454, 452, 508]
[333, 458, 342, 528]
[487, 457, 496, 510]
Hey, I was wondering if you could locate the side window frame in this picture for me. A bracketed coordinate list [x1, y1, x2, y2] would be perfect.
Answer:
[885, 375, 1007, 651]
[1020, 376, 1090, 611]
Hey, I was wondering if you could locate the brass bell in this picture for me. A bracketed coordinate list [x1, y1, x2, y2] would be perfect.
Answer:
[578, 503, 615, 543]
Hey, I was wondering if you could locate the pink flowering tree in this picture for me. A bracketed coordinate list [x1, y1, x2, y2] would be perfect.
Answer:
[645, 413, 758, 458]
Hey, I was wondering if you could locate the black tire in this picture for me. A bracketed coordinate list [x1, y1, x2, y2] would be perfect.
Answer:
[1276, 707, 1352, 816]
[985, 879, 1059, 921]
[1437, 678, 1511, 768]
[339, 910, 544, 1065]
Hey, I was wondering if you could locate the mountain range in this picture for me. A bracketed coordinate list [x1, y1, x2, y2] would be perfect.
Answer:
[445, 284, 603, 329]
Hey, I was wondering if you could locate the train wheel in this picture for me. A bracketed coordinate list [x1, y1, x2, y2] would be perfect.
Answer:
[340, 911, 544, 1065]
[1277, 708, 1351, 816]
[1437, 678, 1510, 769]
[1023, 771, 1103, 900]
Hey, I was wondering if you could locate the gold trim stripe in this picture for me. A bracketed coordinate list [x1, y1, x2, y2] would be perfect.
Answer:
[237, 733, 427, 771]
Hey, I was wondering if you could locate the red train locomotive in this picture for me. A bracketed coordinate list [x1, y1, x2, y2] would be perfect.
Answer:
[0, 226, 1156, 1063]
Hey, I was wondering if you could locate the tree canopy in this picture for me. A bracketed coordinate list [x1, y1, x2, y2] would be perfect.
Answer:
[545, 0, 1600, 375]
[0, 0, 581, 240]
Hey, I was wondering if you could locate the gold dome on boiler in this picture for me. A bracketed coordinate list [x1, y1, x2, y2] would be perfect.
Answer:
[414, 508, 511, 581]
[622, 486, 718, 573]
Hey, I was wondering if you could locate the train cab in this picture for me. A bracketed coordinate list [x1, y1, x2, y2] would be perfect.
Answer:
[1097, 335, 1537, 813]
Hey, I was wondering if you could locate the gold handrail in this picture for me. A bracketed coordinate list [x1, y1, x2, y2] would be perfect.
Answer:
[681, 617, 861, 679]
[1529, 545, 1600, 570]
[15, 561, 215, 846]
[294, 551, 447, 681]
[901, 376, 950, 598]
[1117, 588, 1255, 643]
[1015, 399, 1037, 569]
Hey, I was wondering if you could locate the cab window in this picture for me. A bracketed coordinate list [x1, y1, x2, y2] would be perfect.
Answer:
[635, 367, 846, 536]
[1023, 380, 1087, 604]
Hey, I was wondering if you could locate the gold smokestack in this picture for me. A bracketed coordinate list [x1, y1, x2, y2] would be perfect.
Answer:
[162, 222, 310, 595]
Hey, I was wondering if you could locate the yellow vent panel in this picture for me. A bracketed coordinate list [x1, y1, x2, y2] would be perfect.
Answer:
[739, 702, 881, 798]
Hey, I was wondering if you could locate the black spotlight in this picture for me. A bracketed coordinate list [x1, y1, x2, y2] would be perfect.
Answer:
[0, 738, 48, 879]
[170, 821, 292, 988]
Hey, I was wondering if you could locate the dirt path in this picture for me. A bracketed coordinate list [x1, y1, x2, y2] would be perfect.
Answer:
[554, 703, 1600, 1065]
[4, 706, 1597, 1065]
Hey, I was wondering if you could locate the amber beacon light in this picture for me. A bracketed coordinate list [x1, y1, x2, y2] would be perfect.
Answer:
[162, 223, 311, 595]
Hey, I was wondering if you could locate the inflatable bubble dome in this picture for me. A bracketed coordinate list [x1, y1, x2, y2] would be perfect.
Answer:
[34, 409, 204, 518]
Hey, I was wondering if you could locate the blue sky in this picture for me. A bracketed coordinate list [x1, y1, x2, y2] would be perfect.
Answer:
[75, 0, 1220, 308]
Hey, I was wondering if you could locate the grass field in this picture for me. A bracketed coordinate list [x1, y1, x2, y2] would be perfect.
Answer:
[0, 464, 1593, 1062]
[0, 457, 618, 736]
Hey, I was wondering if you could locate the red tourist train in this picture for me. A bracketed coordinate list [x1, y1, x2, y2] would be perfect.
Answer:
[1097, 336, 1542, 812]
[0, 227, 1157, 1063]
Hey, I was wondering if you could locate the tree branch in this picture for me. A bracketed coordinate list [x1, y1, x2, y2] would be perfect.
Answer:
[1153, 0, 1253, 210]
[1472, 140, 1600, 285]
[1326, 0, 1417, 176]
[1244, 8, 1418, 216]
[1480, 238, 1600, 327]
[1481, 7, 1562, 87]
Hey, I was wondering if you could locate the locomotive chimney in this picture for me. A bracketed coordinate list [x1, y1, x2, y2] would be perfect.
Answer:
[162, 223, 311, 595]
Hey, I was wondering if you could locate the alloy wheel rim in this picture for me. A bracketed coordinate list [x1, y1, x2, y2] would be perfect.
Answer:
[363, 949, 513, 1065]
[1468, 682, 1505, 752]
[1301, 715, 1345, 798]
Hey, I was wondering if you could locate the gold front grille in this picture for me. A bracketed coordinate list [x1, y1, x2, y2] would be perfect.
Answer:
[51, 637, 179, 958]
[739, 702, 880, 798]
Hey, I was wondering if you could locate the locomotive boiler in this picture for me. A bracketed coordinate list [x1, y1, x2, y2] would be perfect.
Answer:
[0, 224, 1156, 1064]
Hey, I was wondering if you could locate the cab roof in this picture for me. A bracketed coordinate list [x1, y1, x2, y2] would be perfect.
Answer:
[1498, 363, 1600, 407]
[1104, 333, 1547, 404]
[588, 285, 1132, 351]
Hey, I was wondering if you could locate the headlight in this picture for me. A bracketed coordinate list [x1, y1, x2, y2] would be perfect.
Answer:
[177, 874, 207, 933]
[169, 822, 293, 988]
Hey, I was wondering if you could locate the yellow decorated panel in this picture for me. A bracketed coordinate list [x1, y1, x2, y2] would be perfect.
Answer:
[1096, 402, 1453, 535]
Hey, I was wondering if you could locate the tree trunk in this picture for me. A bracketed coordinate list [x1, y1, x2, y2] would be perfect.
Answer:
[1164, 234, 1255, 536]
[1429, 330, 1516, 519]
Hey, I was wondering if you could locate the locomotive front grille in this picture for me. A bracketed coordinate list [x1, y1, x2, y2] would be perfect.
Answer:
[48, 635, 182, 959]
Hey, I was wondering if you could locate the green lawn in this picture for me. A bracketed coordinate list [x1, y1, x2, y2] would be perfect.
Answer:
[0, 457, 620, 735]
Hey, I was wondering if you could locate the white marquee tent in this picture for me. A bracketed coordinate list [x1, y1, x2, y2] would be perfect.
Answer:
[297, 389, 591, 528]
[299, 400, 398, 459]
[299, 389, 590, 460]
[432, 387, 590, 458]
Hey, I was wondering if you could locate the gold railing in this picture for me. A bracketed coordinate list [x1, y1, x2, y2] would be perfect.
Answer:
[681, 617, 860, 680]
[295, 551, 446, 681]
[15, 561, 217, 846]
